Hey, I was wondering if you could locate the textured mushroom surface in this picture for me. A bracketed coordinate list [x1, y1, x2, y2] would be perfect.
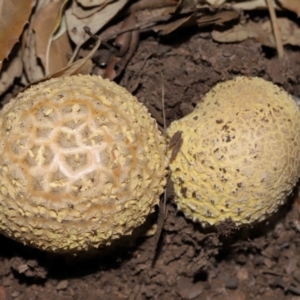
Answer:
[0, 75, 167, 252]
[167, 76, 300, 226]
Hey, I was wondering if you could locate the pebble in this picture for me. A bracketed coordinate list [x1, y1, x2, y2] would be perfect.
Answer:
[11, 290, 20, 298]
[225, 278, 238, 289]
[56, 280, 69, 290]
[236, 268, 249, 281]
[177, 276, 203, 299]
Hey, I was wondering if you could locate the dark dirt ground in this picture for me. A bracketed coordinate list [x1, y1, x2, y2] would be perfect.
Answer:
[2, 18, 300, 300]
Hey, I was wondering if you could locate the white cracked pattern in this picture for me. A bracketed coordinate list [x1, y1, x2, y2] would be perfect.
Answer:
[0, 75, 168, 252]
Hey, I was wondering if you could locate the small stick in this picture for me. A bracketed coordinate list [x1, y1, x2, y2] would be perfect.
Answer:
[160, 71, 167, 214]
[161, 72, 167, 134]
[266, 0, 284, 58]
[84, 26, 115, 52]
[151, 72, 168, 264]
[68, 42, 82, 66]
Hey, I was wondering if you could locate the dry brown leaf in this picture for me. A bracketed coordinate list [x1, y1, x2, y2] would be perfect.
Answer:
[76, 0, 112, 8]
[49, 31, 72, 74]
[72, 3, 105, 19]
[197, 10, 239, 26]
[212, 18, 300, 48]
[129, 0, 178, 12]
[31, 1, 61, 69]
[0, 46, 23, 95]
[135, 7, 174, 28]
[0, 0, 35, 71]
[152, 9, 238, 35]
[212, 22, 258, 43]
[22, 0, 62, 82]
[261, 17, 300, 47]
[278, 0, 300, 16]
[23, 38, 100, 91]
[50, 0, 69, 37]
[48, 37, 100, 77]
[35, 0, 53, 11]
[153, 14, 196, 35]
[204, 0, 225, 6]
[205, 0, 280, 10]
[22, 28, 44, 82]
[73, 0, 115, 19]
[65, 0, 128, 46]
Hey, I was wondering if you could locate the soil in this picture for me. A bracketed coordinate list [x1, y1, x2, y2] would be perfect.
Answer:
[1, 24, 300, 300]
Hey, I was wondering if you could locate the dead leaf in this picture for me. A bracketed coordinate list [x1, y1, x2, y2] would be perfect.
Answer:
[50, 0, 69, 37]
[261, 17, 300, 47]
[65, 0, 128, 47]
[168, 131, 183, 163]
[204, 0, 227, 6]
[32, 0, 69, 75]
[72, 3, 105, 19]
[35, 0, 53, 11]
[22, 28, 44, 82]
[197, 10, 239, 27]
[0, 0, 35, 71]
[104, 25, 139, 80]
[22, 0, 63, 82]
[153, 13, 196, 35]
[205, 0, 280, 10]
[212, 22, 258, 43]
[129, 0, 178, 12]
[0, 46, 23, 95]
[49, 31, 72, 74]
[212, 18, 300, 48]
[23, 38, 100, 91]
[278, 0, 300, 17]
[42, 39, 99, 77]
[114, 13, 137, 57]
[48, 38, 101, 77]
[76, 0, 112, 8]
[135, 7, 175, 30]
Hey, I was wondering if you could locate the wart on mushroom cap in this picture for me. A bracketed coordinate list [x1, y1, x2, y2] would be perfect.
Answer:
[0, 75, 168, 252]
[167, 76, 300, 226]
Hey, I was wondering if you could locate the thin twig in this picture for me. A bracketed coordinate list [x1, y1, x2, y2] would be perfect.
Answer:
[161, 72, 167, 133]
[151, 72, 168, 265]
[261, 270, 286, 277]
[68, 42, 82, 66]
[101, 15, 172, 42]
[84, 26, 116, 52]
[266, 0, 284, 57]
[160, 71, 167, 214]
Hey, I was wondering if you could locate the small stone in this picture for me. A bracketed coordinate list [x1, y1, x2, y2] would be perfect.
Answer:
[56, 280, 69, 290]
[11, 290, 20, 298]
[236, 254, 247, 265]
[225, 278, 238, 289]
[237, 268, 249, 281]
[177, 276, 203, 299]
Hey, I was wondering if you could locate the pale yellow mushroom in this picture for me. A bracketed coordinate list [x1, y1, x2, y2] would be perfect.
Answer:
[0, 75, 168, 252]
[168, 76, 300, 226]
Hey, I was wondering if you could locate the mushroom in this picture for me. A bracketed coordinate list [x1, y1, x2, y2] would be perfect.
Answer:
[0, 75, 168, 252]
[167, 76, 300, 226]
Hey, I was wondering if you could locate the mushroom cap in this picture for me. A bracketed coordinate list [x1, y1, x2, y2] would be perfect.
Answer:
[167, 76, 300, 226]
[0, 75, 168, 252]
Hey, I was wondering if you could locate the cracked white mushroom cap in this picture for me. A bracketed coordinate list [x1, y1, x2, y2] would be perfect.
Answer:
[167, 76, 300, 226]
[0, 75, 168, 252]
